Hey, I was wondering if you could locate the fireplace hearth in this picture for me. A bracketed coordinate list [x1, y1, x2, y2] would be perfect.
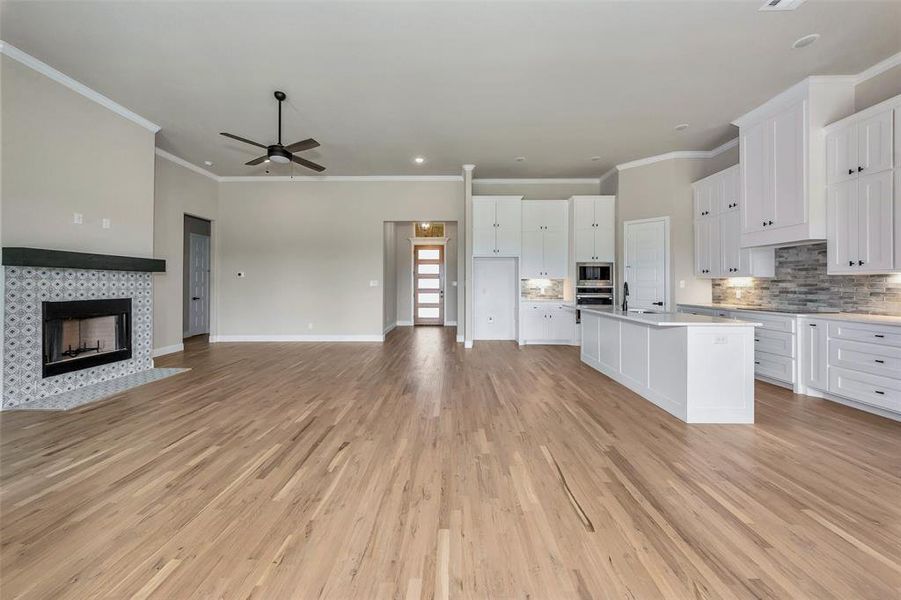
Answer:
[42, 299, 132, 377]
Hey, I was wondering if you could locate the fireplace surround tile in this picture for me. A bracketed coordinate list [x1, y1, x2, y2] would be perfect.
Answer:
[3, 266, 153, 409]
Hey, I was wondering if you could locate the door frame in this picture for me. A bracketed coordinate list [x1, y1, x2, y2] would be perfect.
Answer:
[409, 240, 449, 326]
[623, 216, 671, 311]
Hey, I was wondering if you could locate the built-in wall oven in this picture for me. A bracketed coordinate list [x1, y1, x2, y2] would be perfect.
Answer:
[575, 262, 614, 323]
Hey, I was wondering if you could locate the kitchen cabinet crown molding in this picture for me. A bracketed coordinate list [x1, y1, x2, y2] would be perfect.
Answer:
[732, 76, 855, 129]
[823, 92, 901, 135]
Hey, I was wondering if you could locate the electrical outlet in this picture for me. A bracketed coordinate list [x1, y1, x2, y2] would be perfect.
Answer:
[369, 280, 379, 287]
[714, 336, 728, 345]
[73, 213, 83, 224]
[679, 280, 685, 289]
[736, 288, 743, 299]
[236, 272, 246, 278]
[307, 322, 314, 330]
[101, 218, 111, 229]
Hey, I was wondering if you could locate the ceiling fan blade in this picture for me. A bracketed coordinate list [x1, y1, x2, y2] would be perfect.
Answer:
[291, 154, 326, 172]
[245, 155, 269, 166]
[220, 132, 267, 149]
[283, 138, 320, 153]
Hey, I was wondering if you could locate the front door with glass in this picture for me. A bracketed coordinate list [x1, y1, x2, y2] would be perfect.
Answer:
[414, 245, 444, 325]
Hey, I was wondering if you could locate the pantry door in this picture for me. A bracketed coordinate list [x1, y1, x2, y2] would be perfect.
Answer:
[413, 245, 444, 325]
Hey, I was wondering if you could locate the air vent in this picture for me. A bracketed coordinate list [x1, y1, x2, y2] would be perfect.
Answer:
[760, 0, 807, 10]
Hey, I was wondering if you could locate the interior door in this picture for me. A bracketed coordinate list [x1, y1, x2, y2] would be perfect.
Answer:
[414, 245, 444, 325]
[188, 233, 211, 336]
[857, 170, 894, 271]
[625, 219, 667, 310]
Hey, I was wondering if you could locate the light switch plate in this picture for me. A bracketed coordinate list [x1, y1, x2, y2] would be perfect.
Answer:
[101, 218, 111, 229]
[73, 213, 83, 224]
[236, 272, 246, 278]
[369, 280, 379, 287]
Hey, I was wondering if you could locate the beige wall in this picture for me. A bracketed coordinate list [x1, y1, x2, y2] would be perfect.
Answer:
[152, 156, 219, 351]
[216, 180, 462, 338]
[472, 180, 599, 199]
[854, 64, 901, 112]
[599, 171, 618, 195]
[614, 145, 739, 307]
[382, 222, 397, 331]
[1, 55, 155, 256]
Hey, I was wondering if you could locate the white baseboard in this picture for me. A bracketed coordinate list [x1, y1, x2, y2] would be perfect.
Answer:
[464, 340, 473, 348]
[444, 320, 457, 326]
[396, 320, 413, 327]
[456, 335, 464, 343]
[153, 343, 184, 357]
[383, 322, 397, 335]
[211, 334, 384, 343]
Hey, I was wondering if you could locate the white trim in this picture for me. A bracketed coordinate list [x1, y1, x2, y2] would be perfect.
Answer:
[462, 164, 476, 172]
[383, 322, 397, 335]
[456, 334, 464, 343]
[444, 321, 458, 326]
[823, 92, 901, 134]
[218, 175, 463, 183]
[598, 167, 618, 185]
[464, 340, 473, 349]
[854, 51, 901, 85]
[396, 320, 414, 327]
[211, 334, 384, 342]
[153, 343, 184, 357]
[409, 237, 449, 245]
[155, 148, 221, 181]
[473, 178, 601, 184]
[616, 138, 738, 172]
[0, 40, 160, 133]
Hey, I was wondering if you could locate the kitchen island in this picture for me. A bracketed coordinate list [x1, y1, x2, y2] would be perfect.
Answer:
[580, 307, 761, 423]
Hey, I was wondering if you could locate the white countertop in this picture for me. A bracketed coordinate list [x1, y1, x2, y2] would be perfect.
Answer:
[581, 306, 760, 328]
[521, 298, 571, 304]
[677, 303, 901, 326]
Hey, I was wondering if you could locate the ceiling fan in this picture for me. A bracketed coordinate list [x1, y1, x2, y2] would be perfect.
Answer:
[220, 91, 324, 172]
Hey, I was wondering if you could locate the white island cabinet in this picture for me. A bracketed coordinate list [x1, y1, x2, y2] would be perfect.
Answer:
[580, 308, 760, 424]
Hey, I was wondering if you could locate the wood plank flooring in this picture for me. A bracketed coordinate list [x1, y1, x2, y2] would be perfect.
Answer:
[1, 326, 900, 599]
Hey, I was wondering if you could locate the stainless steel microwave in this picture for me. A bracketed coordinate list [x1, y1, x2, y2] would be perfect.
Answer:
[576, 262, 613, 287]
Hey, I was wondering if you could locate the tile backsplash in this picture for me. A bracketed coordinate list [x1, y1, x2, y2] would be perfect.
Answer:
[521, 278, 565, 300]
[712, 243, 901, 315]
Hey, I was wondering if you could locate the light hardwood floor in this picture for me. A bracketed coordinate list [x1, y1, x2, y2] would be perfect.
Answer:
[1, 327, 900, 599]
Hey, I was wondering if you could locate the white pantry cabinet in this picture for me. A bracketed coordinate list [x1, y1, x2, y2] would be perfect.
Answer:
[572, 196, 615, 262]
[734, 78, 856, 248]
[521, 201, 568, 277]
[473, 196, 522, 257]
[825, 101, 898, 274]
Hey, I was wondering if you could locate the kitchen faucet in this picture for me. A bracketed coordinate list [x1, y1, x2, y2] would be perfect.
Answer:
[622, 281, 629, 311]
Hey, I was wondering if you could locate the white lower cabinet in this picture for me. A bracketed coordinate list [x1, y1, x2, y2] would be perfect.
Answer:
[521, 303, 574, 344]
[829, 367, 901, 414]
[753, 351, 795, 384]
[800, 319, 828, 391]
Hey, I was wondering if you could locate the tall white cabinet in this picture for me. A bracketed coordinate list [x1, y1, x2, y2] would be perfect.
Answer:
[825, 101, 898, 274]
[521, 200, 568, 278]
[693, 165, 775, 278]
[572, 195, 615, 262]
[473, 196, 523, 256]
[733, 78, 856, 248]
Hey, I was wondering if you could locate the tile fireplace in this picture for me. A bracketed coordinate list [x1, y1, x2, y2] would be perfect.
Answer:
[42, 298, 132, 377]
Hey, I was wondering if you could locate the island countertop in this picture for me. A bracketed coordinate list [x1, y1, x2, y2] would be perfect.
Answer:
[580, 306, 761, 328]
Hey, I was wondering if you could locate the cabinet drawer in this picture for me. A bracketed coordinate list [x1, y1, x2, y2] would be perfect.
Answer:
[828, 321, 901, 348]
[829, 339, 901, 380]
[732, 311, 796, 333]
[754, 328, 795, 358]
[754, 351, 796, 384]
[829, 366, 901, 414]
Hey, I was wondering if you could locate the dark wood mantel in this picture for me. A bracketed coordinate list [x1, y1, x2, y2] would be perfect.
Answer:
[2, 247, 166, 272]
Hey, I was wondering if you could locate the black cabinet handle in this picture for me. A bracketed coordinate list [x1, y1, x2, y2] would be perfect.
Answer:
[848, 169, 854, 175]
[858, 260, 864, 266]
[849, 260, 854, 266]
[875, 359, 884, 364]
[653, 301, 664, 306]
[858, 166, 864, 172]
[754, 338, 760, 342]
[192, 296, 200, 300]
[762, 221, 767, 227]
[809, 323, 816, 327]
[875, 390, 885, 395]
[768, 220, 773, 225]
[754, 361, 761, 365]
[875, 334, 885, 338]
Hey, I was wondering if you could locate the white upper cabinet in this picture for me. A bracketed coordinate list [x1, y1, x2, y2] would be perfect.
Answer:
[734, 78, 856, 247]
[520, 201, 568, 277]
[472, 196, 522, 257]
[825, 99, 898, 274]
[572, 196, 615, 262]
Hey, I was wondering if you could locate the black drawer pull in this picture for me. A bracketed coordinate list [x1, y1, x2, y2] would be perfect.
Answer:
[874, 390, 885, 395]
[754, 339, 760, 342]
[875, 359, 884, 364]
[754, 361, 761, 365]
[809, 323, 816, 327]
[875, 334, 885, 338]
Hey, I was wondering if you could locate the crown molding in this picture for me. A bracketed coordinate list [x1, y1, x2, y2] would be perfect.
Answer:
[473, 178, 600, 184]
[854, 51, 901, 85]
[462, 164, 476, 172]
[218, 175, 463, 183]
[155, 148, 222, 181]
[0, 40, 160, 133]
[598, 167, 618, 185]
[616, 137, 737, 172]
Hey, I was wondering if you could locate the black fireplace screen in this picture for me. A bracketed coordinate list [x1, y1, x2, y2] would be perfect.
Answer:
[42, 299, 132, 377]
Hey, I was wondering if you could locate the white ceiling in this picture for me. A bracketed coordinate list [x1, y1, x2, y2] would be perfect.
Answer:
[2, 1, 899, 178]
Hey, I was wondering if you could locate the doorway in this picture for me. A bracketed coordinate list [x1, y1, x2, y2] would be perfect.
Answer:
[623, 217, 669, 311]
[413, 245, 444, 325]
[184, 215, 211, 340]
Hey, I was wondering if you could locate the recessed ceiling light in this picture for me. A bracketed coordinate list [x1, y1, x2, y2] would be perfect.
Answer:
[675, 123, 689, 131]
[413, 156, 425, 164]
[792, 33, 819, 49]
[515, 156, 526, 162]
[590, 156, 602, 162]
[204, 160, 213, 166]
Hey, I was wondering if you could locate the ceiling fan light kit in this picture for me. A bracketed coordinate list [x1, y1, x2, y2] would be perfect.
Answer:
[220, 90, 325, 172]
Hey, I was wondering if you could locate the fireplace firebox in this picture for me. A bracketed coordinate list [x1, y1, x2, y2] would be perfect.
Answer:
[42, 299, 132, 377]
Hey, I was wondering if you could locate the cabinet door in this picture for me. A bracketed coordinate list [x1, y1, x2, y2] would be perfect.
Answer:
[574, 229, 595, 262]
[826, 124, 858, 185]
[593, 197, 615, 261]
[694, 219, 711, 277]
[520, 231, 544, 277]
[857, 170, 894, 271]
[547, 305, 574, 341]
[494, 197, 522, 256]
[723, 166, 740, 211]
[708, 217, 723, 277]
[543, 231, 568, 278]
[720, 211, 742, 275]
[473, 198, 497, 255]
[741, 121, 769, 233]
[543, 201, 568, 232]
[573, 197, 595, 229]
[521, 202, 544, 232]
[826, 180, 859, 273]
[522, 305, 547, 341]
[771, 102, 805, 229]
[857, 110, 893, 175]
[801, 320, 828, 391]
[694, 180, 713, 218]
[580, 313, 600, 363]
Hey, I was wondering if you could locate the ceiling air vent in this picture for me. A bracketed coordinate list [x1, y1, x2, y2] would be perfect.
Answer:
[760, 0, 807, 10]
